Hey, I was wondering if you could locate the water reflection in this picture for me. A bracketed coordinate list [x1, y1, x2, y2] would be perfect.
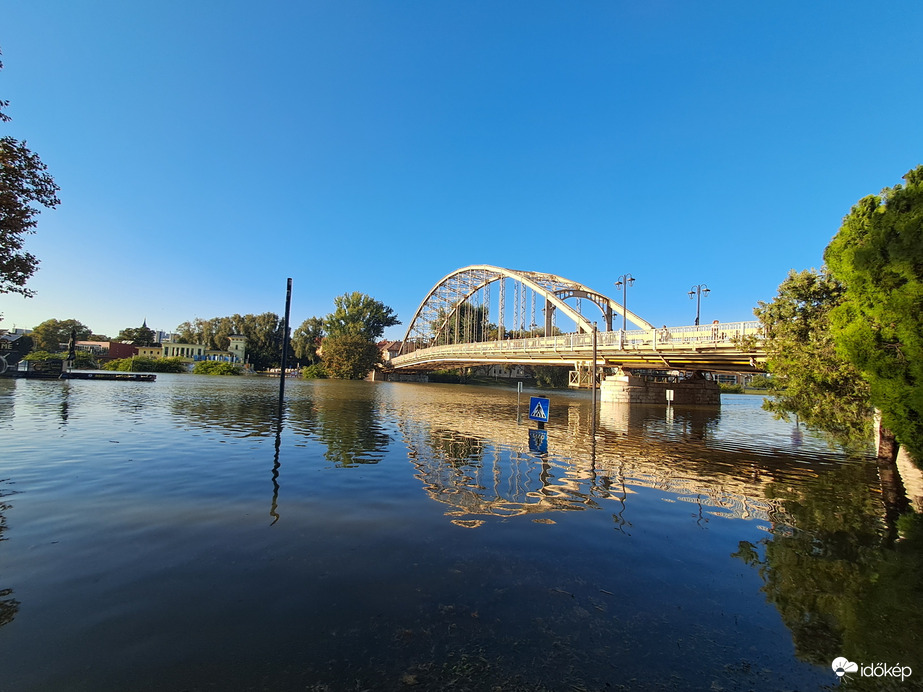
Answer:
[289, 386, 391, 467]
[0, 481, 19, 630]
[168, 387, 276, 438]
[394, 390, 830, 528]
[734, 464, 923, 688]
[2, 377, 912, 691]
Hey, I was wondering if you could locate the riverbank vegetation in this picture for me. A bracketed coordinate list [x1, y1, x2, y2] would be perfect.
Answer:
[755, 165, 922, 468]
[192, 361, 241, 375]
[23, 350, 96, 369]
[102, 356, 187, 373]
[293, 292, 399, 380]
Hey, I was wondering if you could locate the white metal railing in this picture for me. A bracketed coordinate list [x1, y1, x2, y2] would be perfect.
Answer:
[392, 321, 763, 367]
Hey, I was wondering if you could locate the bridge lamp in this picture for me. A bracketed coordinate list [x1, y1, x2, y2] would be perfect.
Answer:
[688, 284, 710, 326]
[614, 274, 635, 331]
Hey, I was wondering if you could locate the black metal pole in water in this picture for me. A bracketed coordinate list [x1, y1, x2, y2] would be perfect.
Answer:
[279, 278, 292, 407]
[592, 323, 598, 431]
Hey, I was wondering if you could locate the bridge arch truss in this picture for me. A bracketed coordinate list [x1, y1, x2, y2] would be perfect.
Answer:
[399, 265, 653, 356]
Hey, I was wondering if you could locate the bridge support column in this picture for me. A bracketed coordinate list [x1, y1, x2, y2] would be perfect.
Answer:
[600, 370, 720, 406]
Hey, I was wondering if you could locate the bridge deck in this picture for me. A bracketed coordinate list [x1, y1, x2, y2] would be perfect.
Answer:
[391, 321, 764, 373]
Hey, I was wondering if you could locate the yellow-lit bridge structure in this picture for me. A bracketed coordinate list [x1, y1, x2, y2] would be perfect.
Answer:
[391, 265, 765, 378]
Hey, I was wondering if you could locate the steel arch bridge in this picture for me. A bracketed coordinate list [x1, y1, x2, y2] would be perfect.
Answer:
[391, 265, 765, 376]
[399, 264, 653, 355]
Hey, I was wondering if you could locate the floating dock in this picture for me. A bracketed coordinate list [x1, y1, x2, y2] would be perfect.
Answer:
[5, 369, 156, 381]
[62, 371, 156, 381]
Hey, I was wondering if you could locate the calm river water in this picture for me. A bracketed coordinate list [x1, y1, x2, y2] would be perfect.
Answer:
[0, 375, 919, 691]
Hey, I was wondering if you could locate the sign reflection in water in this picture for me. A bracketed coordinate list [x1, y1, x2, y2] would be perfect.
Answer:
[0, 375, 918, 691]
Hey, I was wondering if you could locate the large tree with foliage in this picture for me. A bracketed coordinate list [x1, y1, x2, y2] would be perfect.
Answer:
[115, 322, 156, 346]
[30, 318, 91, 352]
[321, 333, 381, 380]
[824, 166, 923, 463]
[292, 316, 324, 366]
[324, 292, 399, 341]
[0, 53, 60, 299]
[753, 269, 872, 446]
[175, 312, 285, 370]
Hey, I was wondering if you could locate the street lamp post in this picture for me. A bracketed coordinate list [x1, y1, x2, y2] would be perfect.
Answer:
[614, 274, 635, 331]
[688, 284, 710, 326]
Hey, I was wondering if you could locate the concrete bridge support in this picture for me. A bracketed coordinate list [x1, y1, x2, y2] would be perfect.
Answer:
[599, 371, 720, 406]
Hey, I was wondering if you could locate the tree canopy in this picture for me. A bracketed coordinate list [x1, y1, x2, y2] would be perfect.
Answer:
[291, 316, 324, 365]
[320, 333, 381, 380]
[0, 53, 60, 298]
[324, 292, 399, 341]
[753, 268, 872, 446]
[115, 323, 156, 346]
[824, 165, 923, 462]
[175, 312, 285, 370]
[30, 318, 91, 352]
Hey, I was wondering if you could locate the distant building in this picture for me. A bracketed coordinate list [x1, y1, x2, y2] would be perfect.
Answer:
[135, 345, 163, 359]
[76, 341, 138, 360]
[378, 340, 403, 362]
[162, 343, 206, 359]
[134, 335, 247, 363]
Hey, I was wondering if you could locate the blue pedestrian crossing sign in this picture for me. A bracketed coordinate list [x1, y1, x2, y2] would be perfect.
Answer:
[528, 428, 548, 453]
[528, 396, 550, 423]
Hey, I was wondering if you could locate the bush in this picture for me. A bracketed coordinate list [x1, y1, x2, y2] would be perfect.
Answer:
[24, 350, 96, 368]
[103, 357, 188, 373]
[301, 363, 327, 379]
[719, 382, 744, 394]
[193, 361, 242, 375]
[321, 334, 381, 379]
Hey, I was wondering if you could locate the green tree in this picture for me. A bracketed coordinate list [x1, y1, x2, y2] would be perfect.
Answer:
[174, 319, 200, 344]
[324, 292, 400, 341]
[321, 333, 381, 379]
[433, 303, 493, 345]
[175, 313, 283, 370]
[193, 360, 241, 375]
[300, 363, 327, 379]
[102, 356, 187, 373]
[23, 349, 95, 368]
[753, 269, 872, 447]
[30, 318, 92, 352]
[824, 165, 923, 464]
[115, 322, 156, 346]
[231, 312, 284, 370]
[292, 316, 325, 365]
[0, 53, 60, 299]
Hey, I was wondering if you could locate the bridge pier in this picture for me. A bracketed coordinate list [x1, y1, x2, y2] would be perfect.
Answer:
[599, 369, 720, 406]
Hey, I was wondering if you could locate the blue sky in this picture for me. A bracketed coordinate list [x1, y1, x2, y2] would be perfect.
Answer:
[2, 1, 921, 341]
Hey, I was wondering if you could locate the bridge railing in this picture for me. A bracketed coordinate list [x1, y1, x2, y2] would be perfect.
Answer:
[392, 321, 763, 366]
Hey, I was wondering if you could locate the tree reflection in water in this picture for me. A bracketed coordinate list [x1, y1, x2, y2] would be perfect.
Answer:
[289, 391, 391, 467]
[0, 481, 20, 629]
[733, 463, 923, 687]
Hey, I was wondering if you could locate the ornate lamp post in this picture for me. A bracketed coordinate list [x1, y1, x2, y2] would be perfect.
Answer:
[688, 284, 710, 326]
[614, 274, 635, 331]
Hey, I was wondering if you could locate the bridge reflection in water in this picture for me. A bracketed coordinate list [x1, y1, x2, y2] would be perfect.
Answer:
[387, 385, 807, 530]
